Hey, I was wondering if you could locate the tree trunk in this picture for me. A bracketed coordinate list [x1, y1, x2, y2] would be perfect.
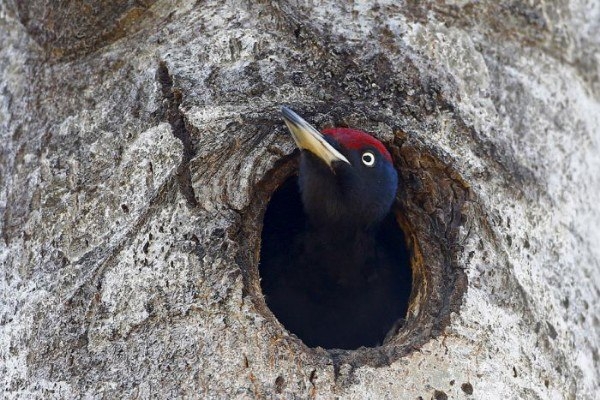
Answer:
[1, 1, 598, 398]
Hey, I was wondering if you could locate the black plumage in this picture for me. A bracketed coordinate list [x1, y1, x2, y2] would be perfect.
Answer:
[259, 108, 412, 349]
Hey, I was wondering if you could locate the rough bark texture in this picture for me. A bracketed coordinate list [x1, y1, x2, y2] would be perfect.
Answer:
[1, 1, 599, 399]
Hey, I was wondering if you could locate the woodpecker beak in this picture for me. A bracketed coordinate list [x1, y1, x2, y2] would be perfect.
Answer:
[281, 106, 351, 168]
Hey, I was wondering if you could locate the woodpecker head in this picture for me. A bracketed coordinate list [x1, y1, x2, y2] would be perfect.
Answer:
[281, 106, 398, 230]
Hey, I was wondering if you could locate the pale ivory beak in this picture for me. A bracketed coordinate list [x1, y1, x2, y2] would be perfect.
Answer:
[281, 106, 350, 168]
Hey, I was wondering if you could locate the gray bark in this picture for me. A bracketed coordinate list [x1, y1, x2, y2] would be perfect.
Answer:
[1, 0, 599, 399]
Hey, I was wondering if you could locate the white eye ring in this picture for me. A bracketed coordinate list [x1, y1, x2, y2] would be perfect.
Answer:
[361, 151, 376, 167]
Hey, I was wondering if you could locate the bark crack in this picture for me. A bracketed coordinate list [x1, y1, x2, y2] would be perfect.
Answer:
[156, 61, 198, 207]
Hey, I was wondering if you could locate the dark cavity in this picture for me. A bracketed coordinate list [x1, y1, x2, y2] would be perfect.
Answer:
[259, 175, 412, 349]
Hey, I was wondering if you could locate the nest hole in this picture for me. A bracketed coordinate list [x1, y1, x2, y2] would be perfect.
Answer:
[239, 137, 469, 367]
[259, 175, 413, 349]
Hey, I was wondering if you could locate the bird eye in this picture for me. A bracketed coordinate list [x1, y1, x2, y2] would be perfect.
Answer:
[361, 151, 376, 167]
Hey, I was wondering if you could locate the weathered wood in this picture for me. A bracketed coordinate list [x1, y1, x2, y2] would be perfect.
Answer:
[1, 1, 599, 398]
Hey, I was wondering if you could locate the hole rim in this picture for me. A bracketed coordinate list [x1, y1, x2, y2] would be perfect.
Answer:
[236, 133, 469, 368]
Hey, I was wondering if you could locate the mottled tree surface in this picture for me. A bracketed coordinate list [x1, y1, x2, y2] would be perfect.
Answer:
[1, 1, 599, 399]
